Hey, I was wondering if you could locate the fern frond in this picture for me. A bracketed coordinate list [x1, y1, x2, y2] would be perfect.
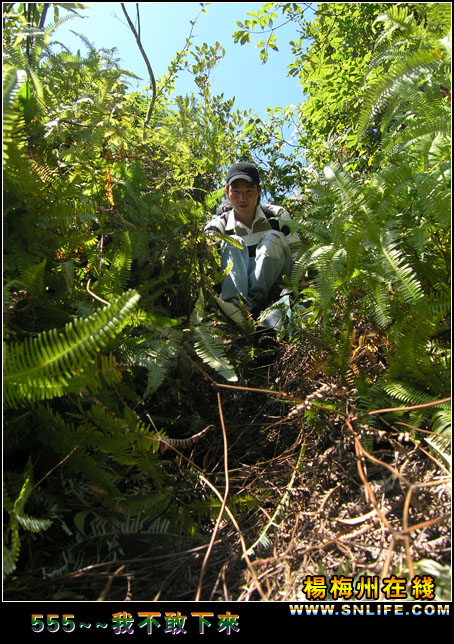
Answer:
[65, 30, 97, 54]
[133, 334, 181, 397]
[302, 243, 353, 313]
[16, 514, 53, 533]
[382, 381, 444, 407]
[358, 48, 448, 136]
[417, 169, 451, 230]
[382, 117, 451, 158]
[190, 291, 206, 327]
[4, 44, 45, 108]
[296, 218, 333, 246]
[369, 280, 392, 328]
[4, 458, 53, 577]
[424, 433, 451, 471]
[43, 12, 80, 39]
[35, 406, 123, 496]
[368, 164, 416, 219]
[20, 259, 47, 297]
[432, 408, 452, 437]
[381, 383, 450, 443]
[3, 67, 28, 167]
[323, 163, 363, 212]
[3, 290, 141, 408]
[193, 325, 238, 382]
[3, 66, 27, 112]
[380, 226, 424, 306]
[3, 546, 18, 578]
[374, 4, 451, 50]
[372, 6, 442, 64]
[386, 291, 449, 386]
[95, 232, 133, 299]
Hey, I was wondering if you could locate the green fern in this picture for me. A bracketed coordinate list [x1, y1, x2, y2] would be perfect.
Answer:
[4, 459, 53, 578]
[382, 380, 451, 440]
[3, 65, 29, 178]
[34, 406, 123, 497]
[141, 337, 181, 396]
[381, 116, 450, 158]
[358, 5, 451, 146]
[379, 225, 424, 306]
[368, 280, 392, 329]
[95, 231, 134, 299]
[116, 327, 182, 397]
[3, 66, 27, 111]
[193, 324, 238, 382]
[290, 5, 450, 406]
[3, 290, 141, 408]
[425, 413, 451, 470]
[358, 48, 449, 138]
[382, 381, 446, 407]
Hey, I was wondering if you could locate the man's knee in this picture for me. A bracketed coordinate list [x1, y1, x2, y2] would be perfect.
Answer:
[256, 230, 290, 259]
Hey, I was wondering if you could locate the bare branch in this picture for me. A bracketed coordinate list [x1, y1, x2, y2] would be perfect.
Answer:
[121, 3, 156, 130]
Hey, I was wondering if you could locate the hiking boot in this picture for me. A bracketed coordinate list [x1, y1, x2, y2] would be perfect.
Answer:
[214, 296, 251, 330]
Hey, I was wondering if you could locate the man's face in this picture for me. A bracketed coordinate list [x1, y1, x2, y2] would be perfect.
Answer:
[226, 179, 260, 221]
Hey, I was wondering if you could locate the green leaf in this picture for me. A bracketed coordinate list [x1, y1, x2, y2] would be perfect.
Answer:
[3, 290, 141, 407]
[194, 326, 238, 382]
[74, 510, 89, 535]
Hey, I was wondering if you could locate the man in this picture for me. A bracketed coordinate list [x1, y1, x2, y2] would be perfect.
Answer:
[204, 162, 300, 329]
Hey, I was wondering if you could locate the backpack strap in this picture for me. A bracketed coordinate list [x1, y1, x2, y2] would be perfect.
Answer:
[261, 205, 290, 236]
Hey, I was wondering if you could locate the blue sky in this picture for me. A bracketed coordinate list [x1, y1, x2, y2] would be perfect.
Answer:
[55, 2, 314, 119]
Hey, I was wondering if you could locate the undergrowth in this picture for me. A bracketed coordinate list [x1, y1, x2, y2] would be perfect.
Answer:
[3, 3, 450, 601]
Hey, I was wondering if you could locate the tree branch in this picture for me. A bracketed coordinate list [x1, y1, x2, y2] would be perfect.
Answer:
[121, 3, 156, 131]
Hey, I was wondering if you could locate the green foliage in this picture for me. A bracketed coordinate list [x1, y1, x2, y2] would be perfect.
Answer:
[2, 3, 253, 587]
[234, 2, 445, 175]
[234, 3, 386, 171]
[4, 290, 141, 408]
[3, 459, 53, 578]
[289, 3, 450, 431]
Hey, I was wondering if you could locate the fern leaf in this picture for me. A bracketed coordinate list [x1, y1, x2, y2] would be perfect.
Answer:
[135, 335, 181, 397]
[194, 325, 238, 382]
[430, 409, 452, 437]
[3, 67, 28, 167]
[20, 259, 47, 297]
[3, 290, 141, 408]
[3, 67, 27, 112]
[323, 164, 362, 212]
[3, 546, 18, 578]
[16, 514, 53, 533]
[369, 280, 392, 328]
[380, 227, 424, 305]
[358, 48, 446, 135]
[383, 381, 442, 407]
[425, 428, 451, 469]
[95, 232, 133, 299]
[36, 406, 123, 496]
[4, 458, 53, 578]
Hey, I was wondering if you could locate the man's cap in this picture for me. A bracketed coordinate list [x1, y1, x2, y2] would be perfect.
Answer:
[226, 162, 260, 186]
